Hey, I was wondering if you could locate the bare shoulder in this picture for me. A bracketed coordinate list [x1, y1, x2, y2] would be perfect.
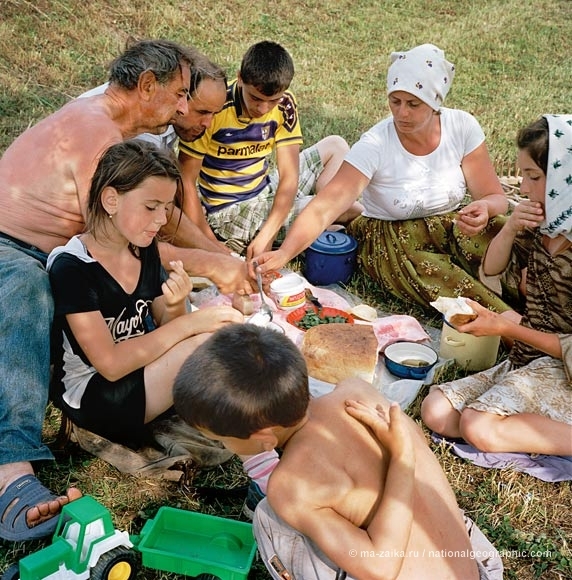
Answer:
[63, 96, 122, 134]
[3, 96, 118, 154]
[322, 379, 433, 456]
[325, 377, 391, 408]
[20, 97, 122, 153]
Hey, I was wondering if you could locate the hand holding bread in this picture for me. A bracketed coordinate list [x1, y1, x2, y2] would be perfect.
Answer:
[430, 296, 477, 326]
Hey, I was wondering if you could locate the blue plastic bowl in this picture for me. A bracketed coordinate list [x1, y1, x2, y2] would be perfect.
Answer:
[383, 342, 438, 380]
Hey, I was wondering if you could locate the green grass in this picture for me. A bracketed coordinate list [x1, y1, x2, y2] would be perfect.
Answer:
[1, 1, 571, 578]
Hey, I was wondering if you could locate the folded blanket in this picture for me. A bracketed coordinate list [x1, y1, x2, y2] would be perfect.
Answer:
[432, 433, 572, 482]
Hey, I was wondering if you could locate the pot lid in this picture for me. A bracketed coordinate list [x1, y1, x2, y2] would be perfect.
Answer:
[309, 231, 358, 254]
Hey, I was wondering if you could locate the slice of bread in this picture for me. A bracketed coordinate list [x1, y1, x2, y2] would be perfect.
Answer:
[430, 296, 477, 325]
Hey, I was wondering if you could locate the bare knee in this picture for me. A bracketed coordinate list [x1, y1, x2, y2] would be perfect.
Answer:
[459, 408, 504, 452]
[421, 390, 457, 434]
[316, 135, 349, 161]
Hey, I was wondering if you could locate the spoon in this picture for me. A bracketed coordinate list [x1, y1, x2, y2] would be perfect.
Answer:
[252, 261, 273, 322]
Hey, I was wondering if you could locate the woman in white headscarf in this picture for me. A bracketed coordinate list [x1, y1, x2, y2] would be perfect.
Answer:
[254, 44, 514, 312]
[422, 115, 572, 456]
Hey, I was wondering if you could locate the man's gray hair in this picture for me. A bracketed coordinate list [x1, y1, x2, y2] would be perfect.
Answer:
[109, 38, 197, 89]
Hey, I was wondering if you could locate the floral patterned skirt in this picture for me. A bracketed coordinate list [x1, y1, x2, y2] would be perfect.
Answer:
[347, 212, 511, 312]
[432, 357, 572, 423]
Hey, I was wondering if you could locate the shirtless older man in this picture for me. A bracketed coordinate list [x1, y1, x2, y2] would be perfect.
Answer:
[80, 51, 229, 163]
[0, 38, 247, 542]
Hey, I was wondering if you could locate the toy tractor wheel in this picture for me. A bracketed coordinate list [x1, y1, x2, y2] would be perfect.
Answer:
[195, 575, 222, 580]
[91, 546, 139, 580]
[1, 563, 20, 580]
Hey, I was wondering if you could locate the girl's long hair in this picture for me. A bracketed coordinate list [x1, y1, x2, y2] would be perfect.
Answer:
[85, 139, 183, 250]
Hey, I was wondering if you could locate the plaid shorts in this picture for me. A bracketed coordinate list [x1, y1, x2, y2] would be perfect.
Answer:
[206, 145, 322, 254]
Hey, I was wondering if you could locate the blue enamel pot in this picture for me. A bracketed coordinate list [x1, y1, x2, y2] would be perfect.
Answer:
[304, 231, 358, 286]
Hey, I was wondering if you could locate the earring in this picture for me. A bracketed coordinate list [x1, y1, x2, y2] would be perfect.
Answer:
[108, 214, 113, 219]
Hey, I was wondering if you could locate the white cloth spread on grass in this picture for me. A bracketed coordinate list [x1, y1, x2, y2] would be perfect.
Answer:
[192, 274, 439, 410]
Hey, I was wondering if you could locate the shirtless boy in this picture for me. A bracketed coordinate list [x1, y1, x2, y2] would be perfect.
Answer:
[0, 38, 245, 542]
[173, 324, 503, 580]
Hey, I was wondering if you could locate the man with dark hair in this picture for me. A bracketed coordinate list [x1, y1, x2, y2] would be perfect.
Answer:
[80, 50, 229, 150]
[178, 40, 362, 258]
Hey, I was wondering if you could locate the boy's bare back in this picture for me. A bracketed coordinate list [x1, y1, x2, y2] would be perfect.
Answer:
[268, 378, 479, 580]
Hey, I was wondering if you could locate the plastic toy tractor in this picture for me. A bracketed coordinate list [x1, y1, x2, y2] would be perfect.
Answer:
[2, 495, 257, 580]
[2, 496, 136, 580]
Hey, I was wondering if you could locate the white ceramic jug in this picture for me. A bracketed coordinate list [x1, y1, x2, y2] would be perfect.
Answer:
[439, 321, 500, 371]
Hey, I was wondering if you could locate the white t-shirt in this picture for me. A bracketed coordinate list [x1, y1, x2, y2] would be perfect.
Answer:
[345, 108, 485, 220]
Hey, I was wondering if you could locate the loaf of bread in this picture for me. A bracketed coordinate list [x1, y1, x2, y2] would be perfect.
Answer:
[430, 296, 477, 325]
[301, 324, 379, 384]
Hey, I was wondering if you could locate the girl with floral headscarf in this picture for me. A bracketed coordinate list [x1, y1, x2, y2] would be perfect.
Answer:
[422, 115, 572, 456]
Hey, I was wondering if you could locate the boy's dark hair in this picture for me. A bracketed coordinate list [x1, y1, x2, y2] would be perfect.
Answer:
[173, 324, 309, 439]
[517, 117, 549, 175]
[239, 40, 295, 96]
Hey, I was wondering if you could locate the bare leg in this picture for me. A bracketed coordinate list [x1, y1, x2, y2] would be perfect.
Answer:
[314, 136, 364, 224]
[0, 462, 81, 529]
[314, 135, 349, 191]
[143, 333, 211, 423]
[421, 390, 463, 438]
[460, 408, 572, 455]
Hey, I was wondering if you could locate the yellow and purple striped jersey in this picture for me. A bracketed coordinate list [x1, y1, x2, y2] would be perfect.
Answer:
[178, 80, 303, 213]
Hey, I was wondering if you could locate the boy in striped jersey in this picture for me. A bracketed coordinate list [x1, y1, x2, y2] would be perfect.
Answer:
[178, 40, 363, 259]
